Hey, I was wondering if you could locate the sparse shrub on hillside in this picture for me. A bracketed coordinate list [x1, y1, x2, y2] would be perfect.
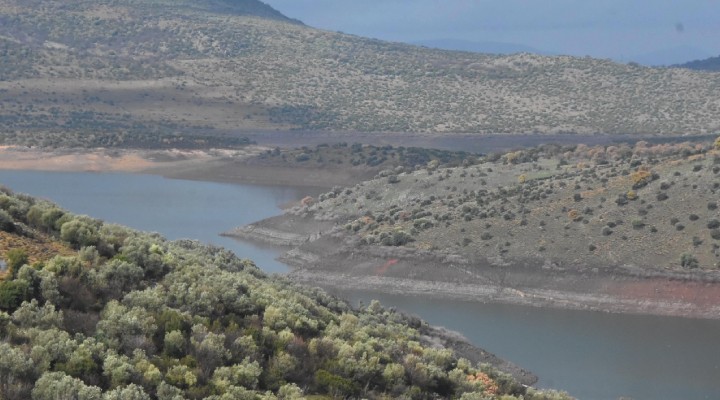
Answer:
[380, 230, 413, 246]
[693, 236, 704, 247]
[680, 253, 699, 269]
[631, 170, 653, 189]
[711, 229, 720, 240]
[708, 202, 718, 211]
[631, 219, 645, 229]
[413, 218, 433, 230]
[294, 154, 311, 162]
[656, 192, 669, 201]
[708, 219, 720, 229]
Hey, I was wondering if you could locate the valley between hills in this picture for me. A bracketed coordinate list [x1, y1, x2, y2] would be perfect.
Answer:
[6, 134, 719, 320]
[2, 0, 720, 398]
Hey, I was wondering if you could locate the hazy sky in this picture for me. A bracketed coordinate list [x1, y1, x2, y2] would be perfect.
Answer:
[263, 0, 720, 62]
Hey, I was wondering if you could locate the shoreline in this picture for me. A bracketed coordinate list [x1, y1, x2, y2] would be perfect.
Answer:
[0, 146, 360, 191]
[288, 269, 720, 320]
[227, 217, 720, 321]
[0, 151, 540, 385]
[3, 146, 720, 321]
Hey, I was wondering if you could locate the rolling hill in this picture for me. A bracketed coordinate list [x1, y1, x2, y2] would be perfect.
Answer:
[1, 0, 720, 140]
[228, 137, 720, 318]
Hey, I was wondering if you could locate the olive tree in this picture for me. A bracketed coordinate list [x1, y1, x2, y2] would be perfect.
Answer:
[31, 371, 102, 400]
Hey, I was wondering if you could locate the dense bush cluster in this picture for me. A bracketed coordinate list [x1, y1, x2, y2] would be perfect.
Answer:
[0, 187, 569, 399]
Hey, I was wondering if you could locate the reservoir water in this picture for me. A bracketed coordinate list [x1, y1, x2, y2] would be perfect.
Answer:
[0, 170, 302, 273]
[1, 170, 718, 400]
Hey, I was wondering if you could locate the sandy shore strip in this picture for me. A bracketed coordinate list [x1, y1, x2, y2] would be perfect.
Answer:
[0, 146, 257, 172]
[0, 146, 348, 192]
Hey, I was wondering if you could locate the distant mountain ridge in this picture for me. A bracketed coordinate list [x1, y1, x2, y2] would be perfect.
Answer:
[674, 55, 720, 72]
[625, 45, 712, 67]
[412, 39, 549, 56]
[0, 0, 720, 137]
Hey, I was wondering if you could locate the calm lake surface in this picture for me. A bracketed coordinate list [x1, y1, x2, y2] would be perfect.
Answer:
[0, 170, 304, 273]
[1, 170, 719, 400]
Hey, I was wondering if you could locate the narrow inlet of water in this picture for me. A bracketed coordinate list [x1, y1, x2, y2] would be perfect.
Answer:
[1, 170, 718, 400]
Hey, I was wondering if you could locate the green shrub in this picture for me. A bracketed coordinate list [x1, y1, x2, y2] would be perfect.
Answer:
[0, 209, 14, 232]
[0, 279, 29, 311]
[315, 370, 359, 398]
[413, 219, 433, 230]
[381, 230, 413, 246]
[680, 253, 699, 269]
[5, 248, 28, 279]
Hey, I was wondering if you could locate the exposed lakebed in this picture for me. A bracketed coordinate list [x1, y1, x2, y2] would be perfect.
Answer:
[0, 170, 718, 400]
